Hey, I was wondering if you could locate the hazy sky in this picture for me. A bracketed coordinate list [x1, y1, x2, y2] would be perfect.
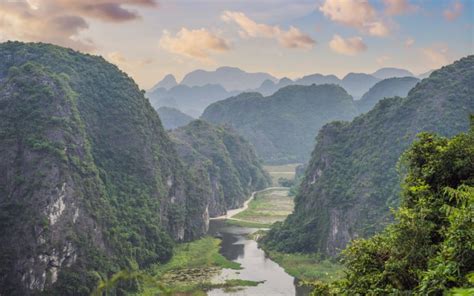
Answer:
[1, 0, 473, 88]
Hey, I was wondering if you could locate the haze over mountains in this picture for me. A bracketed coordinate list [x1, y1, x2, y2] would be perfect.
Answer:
[147, 66, 425, 118]
[201, 84, 358, 164]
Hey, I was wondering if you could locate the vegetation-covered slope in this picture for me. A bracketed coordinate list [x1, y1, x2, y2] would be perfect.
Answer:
[356, 77, 419, 113]
[201, 84, 358, 164]
[0, 42, 207, 295]
[157, 106, 194, 129]
[264, 56, 474, 256]
[313, 121, 474, 295]
[170, 120, 271, 216]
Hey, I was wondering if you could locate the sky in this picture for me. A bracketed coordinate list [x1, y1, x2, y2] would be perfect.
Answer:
[0, 0, 473, 89]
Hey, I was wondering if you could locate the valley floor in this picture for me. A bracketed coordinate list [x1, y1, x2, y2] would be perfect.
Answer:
[99, 169, 342, 295]
[130, 237, 262, 295]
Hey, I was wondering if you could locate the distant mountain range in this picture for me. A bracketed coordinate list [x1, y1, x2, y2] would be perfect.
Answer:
[200, 74, 423, 164]
[181, 66, 278, 91]
[147, 84, 238, 117]
[201, 84, 359, 164]
[148, 66, 431, 117]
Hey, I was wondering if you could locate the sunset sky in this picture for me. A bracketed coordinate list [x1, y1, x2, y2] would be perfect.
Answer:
[1, 0, 473, 88]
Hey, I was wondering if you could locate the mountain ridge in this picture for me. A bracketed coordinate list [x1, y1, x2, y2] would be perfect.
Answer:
[263, 55, 474, 257]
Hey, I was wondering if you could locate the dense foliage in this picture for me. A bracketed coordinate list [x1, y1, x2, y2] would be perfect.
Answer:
[264, 55, 474, 256]
[0, 42, 206, 295]
[201, 84, 358, 164]
[157, 106, 194, 129]
[311, 119, 474, 295]
[170, 120, 271, 215]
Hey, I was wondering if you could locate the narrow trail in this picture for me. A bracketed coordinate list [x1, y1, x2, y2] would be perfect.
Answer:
[209, 187, 289, 221]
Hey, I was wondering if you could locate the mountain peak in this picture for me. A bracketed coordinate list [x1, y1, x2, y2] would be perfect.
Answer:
[371, 67, 414, 79]
[181, 66, 278, 91]
[149, 74, 177, 91]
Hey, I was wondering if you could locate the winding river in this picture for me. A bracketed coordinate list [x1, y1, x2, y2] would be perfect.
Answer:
[207, 220, 310, 296]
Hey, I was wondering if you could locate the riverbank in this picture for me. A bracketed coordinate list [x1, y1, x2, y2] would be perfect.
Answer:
[131, 237, 263, 295]
[262, 249, 345, 283]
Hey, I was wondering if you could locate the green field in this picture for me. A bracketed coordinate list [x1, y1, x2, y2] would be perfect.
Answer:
[263, 163, 300, 186]
[263, 249, 345, 283]
[230, 188, 294, 227]
[95, 237, 262, 295]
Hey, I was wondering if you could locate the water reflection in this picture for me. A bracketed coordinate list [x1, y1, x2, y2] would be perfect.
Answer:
[207, 220, 310, 296]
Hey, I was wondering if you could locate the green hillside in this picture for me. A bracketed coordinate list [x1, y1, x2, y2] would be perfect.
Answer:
[264, 56, 474, 257]
[201, 84, 358, 164]
[170, 120, 271, 216]
[0, 42, 206, 295]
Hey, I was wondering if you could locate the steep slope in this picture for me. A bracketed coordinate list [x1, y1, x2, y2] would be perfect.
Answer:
[170, 120, 271, 216]
[356, 77, 419, 113]
[181, 66, 277, 91]
[157, 106, 194, 129]
[264, 55, 474, 256]
[371, 67, 414, 79]
[201, 84, 358, 164]
[0, 42, 208, 295]
[147, 84, 236, 117]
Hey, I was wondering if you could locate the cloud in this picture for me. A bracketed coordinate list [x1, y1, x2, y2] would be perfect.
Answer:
[221, 11, 315, 49]
[329, 35, 367, 56]
[405, 37, 415, 48]
[0, 0, 157, 51]
[319, 0, 390, 37]
[383, 0, 417, 15]
[52, 0, 157, 22]
[421, 46, 450, 69]
[159, 28, 230, 62]
[443, 1, 463, 21]
[376, 55, 391, 65]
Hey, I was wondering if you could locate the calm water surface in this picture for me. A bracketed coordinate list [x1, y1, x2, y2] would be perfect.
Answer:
[207, 220, 310, 296]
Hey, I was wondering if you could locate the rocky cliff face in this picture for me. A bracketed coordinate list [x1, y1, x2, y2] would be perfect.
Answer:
[0, 42, 207, 295]
[264, 55, 474, 256]
[170, 120, 271, 217]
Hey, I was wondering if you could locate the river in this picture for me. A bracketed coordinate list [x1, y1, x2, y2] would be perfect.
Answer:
[207, 220, 311, 296]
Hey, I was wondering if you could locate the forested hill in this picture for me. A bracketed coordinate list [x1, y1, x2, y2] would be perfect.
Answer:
[201, 84, 358, 164]
[264, 55, 474, 256]
[356, 76, 419, 113]
[170, 120, 271, 216]
[0, 42, 216, 295]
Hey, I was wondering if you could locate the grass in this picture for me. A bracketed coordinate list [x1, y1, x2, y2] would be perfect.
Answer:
[225, 219, 272, 228]
[232, 189, 294, 227]
[154, 236, 241, 273]
[263, 250, 345, 283]
[264, 163, 300, 186]
[130, 237, 264, 295]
